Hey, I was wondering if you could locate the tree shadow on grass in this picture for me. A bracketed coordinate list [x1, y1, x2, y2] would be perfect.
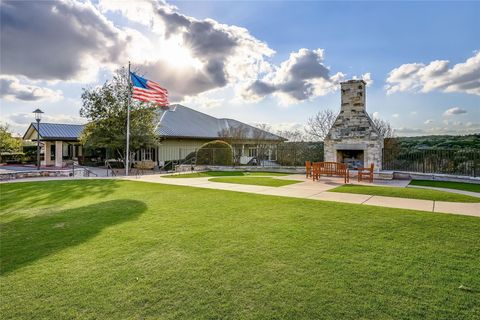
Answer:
[0, 180, 123, 212]
[0, 199, 146, 275]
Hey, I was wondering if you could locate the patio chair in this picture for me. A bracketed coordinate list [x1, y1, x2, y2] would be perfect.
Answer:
[305, 161, 312, 178]
[311, 162, 321, 181]
[358, 163, 374, 183]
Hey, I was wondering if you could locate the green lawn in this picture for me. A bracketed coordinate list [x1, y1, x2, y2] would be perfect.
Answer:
[208, 176, 301, 187]
[329, 184, 480, 203]
[163, 171, 289, 178]
[410, 179, 480, 193]
[1, 180, 480, 319]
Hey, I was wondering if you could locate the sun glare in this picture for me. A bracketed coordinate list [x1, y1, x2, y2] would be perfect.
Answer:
[161, 35, 202, 70]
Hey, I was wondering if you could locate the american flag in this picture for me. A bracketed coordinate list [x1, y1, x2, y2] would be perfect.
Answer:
[130, 72, 169, 106]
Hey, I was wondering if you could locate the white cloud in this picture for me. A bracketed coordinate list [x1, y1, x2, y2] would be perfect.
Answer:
[385, 51, 480, 95]
[353, 72, 373, 87]
[241, 48, 346, 105]
[1, 0, 128, 82]
[268, 122, 304, 132]
[100, 0, 275, 100]
[443, 107, 467, 116]
[2, 0, 275, 98]
[0, 75, 62, 102]
[5, 112, 86, 136]
[7, 113, 86, 126]
[180, 91, 224, 110]
[424, 119, 434, 124]
[372, 111, 380, 119]
[392, 113, 399, 118]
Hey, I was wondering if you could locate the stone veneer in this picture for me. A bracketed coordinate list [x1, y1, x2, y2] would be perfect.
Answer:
[324, 79, 383, 170]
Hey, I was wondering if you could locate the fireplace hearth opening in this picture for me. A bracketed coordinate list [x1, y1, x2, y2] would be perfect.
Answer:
[337, 150, 364, 169]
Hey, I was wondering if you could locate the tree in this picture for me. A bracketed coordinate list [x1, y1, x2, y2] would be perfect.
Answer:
[276, 129, 307, 166]
[372, 117, 395, 139]
[253, 123, 273, 165]
[305, 109, 338, 141]
[218, 124, 248, 165]
[218, 124, 248, 143]
[0, 123, 22, 162]
[79, 67, 158, 161]
[196, 140, 233, 165]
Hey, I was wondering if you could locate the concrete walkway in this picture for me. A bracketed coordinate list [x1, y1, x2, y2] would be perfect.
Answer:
[123, 174, 480, 218]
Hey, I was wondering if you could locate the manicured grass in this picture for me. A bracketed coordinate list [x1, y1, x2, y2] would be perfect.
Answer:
[329, 184, 480, 203]
[163, 171, 289, 178]
[1, 180, 480, 319]
[410, 179, 480, 193]
[208, 176, 301, 187]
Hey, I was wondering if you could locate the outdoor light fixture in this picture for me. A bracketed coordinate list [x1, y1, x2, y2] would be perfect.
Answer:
[33, 108, 44, 170]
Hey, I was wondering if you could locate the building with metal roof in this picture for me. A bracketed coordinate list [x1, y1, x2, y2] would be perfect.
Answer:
[23, 123, 85, 141]
[156, 105, 282, 141]
[22, 105, 285, 167]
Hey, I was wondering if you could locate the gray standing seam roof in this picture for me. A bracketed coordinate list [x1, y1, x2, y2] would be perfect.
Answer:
[23, 105, 283, 142]
[30, 123, 85, 140]
[156, 105, 284, 141]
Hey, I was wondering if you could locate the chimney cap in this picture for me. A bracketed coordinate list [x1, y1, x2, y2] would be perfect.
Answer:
[340, 79, 366, 85]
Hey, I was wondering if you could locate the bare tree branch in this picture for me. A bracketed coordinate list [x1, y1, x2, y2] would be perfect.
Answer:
[305, 109, 338, 141]
[372, 116, 395, 138]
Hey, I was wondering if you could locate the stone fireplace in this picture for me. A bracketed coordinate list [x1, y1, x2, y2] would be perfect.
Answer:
[324, 80, 383, 170]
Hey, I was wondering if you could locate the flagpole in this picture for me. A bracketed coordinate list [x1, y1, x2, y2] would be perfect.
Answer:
[126, 61, 131, 176]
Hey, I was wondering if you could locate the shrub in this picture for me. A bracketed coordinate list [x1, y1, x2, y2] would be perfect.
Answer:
[0, 152, 25, 164]
[196, 140, 233, 166]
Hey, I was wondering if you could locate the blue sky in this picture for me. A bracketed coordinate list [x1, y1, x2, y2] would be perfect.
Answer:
[1, 0, 479, 136]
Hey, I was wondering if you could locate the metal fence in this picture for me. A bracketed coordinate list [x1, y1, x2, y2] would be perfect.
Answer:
[171, 145, 325, 168]
[382, 148, 480, 177]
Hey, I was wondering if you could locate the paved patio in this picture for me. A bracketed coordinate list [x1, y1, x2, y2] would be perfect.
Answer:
[123, 174, 480, 218]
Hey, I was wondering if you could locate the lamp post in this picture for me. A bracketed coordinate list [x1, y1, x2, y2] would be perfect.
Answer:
[33, 108, 44, 170]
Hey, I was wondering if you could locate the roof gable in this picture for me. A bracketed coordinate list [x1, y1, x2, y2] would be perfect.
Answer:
[156, 105, 284, 141]
[21, 105, 284, 142]
[23, 123, 85, 141]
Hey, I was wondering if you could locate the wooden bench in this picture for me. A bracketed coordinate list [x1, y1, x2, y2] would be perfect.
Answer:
[312, 162, 349, 183]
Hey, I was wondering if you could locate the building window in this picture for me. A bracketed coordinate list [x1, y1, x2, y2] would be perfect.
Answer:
[248, 147, 257, 157]
[141, 148, 152, 161]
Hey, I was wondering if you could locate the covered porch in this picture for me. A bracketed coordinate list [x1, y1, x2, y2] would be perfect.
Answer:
[23, 123, 85, 168]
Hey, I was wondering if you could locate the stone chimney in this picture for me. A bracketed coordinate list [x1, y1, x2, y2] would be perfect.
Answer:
[341, 80, 366, 113]
[324, 79, 383, 171]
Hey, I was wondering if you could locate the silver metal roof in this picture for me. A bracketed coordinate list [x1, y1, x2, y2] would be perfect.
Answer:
[156, 105, 284, 141]
[25, 123, 85, 141]
[22, 105, 283, 142]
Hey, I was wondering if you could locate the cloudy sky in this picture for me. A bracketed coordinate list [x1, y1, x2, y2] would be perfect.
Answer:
[1, 0, 479, 137]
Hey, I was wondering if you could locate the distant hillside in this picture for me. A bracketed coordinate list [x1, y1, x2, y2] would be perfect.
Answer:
[387, 134, 480, 149]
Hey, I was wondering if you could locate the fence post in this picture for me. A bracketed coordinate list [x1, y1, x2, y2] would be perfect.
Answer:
[422, 150, 426, 173]
[474, 151, 477, 178]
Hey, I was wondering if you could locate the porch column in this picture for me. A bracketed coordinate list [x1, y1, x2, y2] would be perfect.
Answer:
[43, 141, 53, 166]
[72, 144, 76, 159]
[55, 141, 63, 167]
